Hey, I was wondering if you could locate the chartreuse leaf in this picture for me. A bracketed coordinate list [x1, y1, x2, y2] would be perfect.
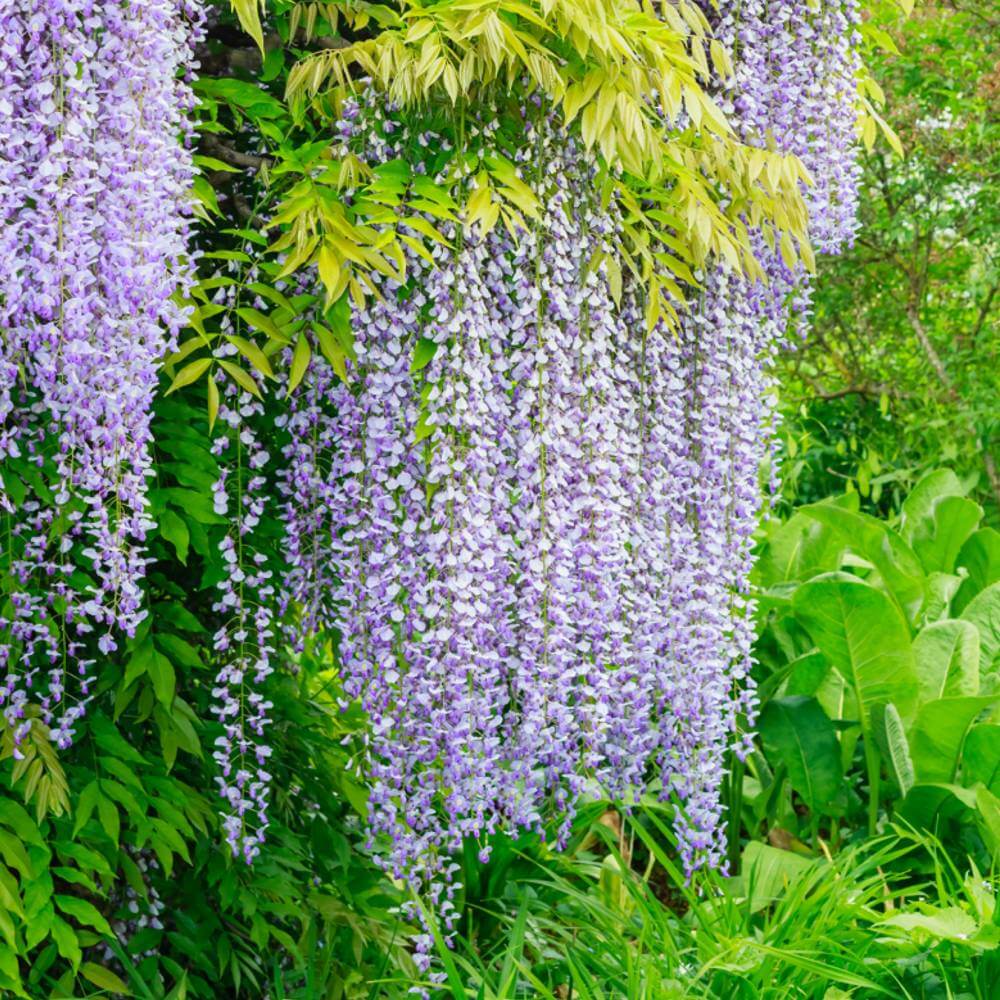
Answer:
[912, 619, 980, 702]
[230, 0, 264, 53]
[80, 962, 132, 995]
[759, 696, 845, 815]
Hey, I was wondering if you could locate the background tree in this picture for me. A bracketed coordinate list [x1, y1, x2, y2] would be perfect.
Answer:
[778, 0, 999, 518]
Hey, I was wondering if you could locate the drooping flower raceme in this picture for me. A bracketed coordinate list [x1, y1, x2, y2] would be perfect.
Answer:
[275, 0, 866, 912]
[0, 1, 200, 748]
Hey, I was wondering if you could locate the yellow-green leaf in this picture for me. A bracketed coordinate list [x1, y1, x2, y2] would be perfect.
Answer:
[288, 332, 312, 394]
[218, 359, 262, 398]
[80, 962, 132, 995]
[165, 357, 211, 396]
[227, 335, 275, 379]
[230, 0, 264, 54]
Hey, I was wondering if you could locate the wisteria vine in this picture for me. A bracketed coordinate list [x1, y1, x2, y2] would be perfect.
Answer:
[0, 0, 865, 956]
[269, 0, 865, 946]
[0, 0, 200, 750]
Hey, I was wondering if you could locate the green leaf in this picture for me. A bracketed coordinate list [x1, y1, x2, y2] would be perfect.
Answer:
[79, 962, 132, 996]
[872, 703, 915, 797]
[963, 725, 1000, 794]
[800, 505, 926, 620]
[227, 335, 275, 379]
[55, 895, 113, 937]
[910, 696, 998, 784]
[792, 573, 919, 726]
[898, 782, 977, 829]
[878, 906, 979, 944]
[148, 649, 177, 707]
[910, 495, 983, 576]
[900, 469, 966, 544]
[288, 332, 311, 394]
[158, 508, 190, 564]
[961, 582, 1000, 684]
[165, 357, 211, 396]
[753, 495, 856, 586]
[912, 619, 980, 702]
[758, 696, 845, 814]
[955, 528, 1000, 614]
[410, 338, 438, 374]
[234, 307, 286, 343]
[97, 794, 120, 844]
[50, 915, 81, 971]
[740, 842, 819, 913]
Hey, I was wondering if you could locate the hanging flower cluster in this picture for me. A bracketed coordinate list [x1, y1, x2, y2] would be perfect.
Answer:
[273, 0, 865, 921]
[0, 1, 201, 749]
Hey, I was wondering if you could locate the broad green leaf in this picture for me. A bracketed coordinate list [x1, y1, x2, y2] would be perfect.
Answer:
[976, 786, 1000, 861]
[758, 696, 845, 814]
[800, 505, 926, 620]
[912, 619, 980, 702]
[740, 842, 819, 914]
[898, 782, 977, 829]
[410, 337, 438, 374]
[792, 573, 919, 725]
[872, 703, 914, 797]
[955, 528, 1000, 614]
[963, 725, 1000, 795]
[900, 469, 965, 544]
[878, 906, 978, 944]
[783, 651, 830, 697]
[910, 696, 997, 783]
[753, 494, 857, 586]
[961, 582, 1000, 684]
[910, 495, 982, 575]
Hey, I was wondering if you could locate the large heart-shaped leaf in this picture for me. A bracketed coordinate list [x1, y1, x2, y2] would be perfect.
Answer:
[800, 506, 926, 621]
[912, 619, 980, 703]
[961, 582, 1000, 686]
[910, 695, 998, 783]
[792, 573, 919, 726]
[758, 696, 846, 815]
